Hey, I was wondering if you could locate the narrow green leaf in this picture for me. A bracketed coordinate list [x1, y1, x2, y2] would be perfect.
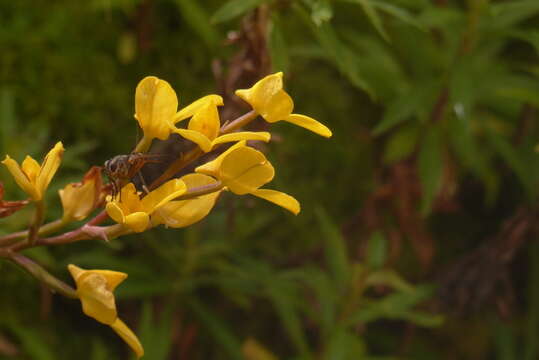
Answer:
[366, 231, 387, 269]
[315, 207, 350, 291]
[488, 130, 533, 197]
[373, 79, 439, 135]
[188, 299, 243, 358]
[8, 325, 54, 360]
[418, 126, 443, 216]
[137, 301, 174, 360]
[489, 0, 539, 29]
[354, 0, 390, 41]
[383, 124, 419, 164]
[325, 328, 367, 359]
[266, 285, 310, 357]
[269, 15, 290, 72]
[365, 269, 414, 292]
[311, 0, 333, 26]
[212, 0, 266, 24]
[175, 0, 219, 48]
[0, 87, 16, 152]
[370, 0, 425, 30]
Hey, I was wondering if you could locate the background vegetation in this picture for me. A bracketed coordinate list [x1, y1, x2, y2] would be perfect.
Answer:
[1, 0, 539, 359]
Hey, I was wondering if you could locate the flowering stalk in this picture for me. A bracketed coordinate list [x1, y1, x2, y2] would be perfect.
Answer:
[28, 199, 45, 244]
[9, 253, 78, 299]
[0, 72, 332, 358]
[149, 110, 258, 190]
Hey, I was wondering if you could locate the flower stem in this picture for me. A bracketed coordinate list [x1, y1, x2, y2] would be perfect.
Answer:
[220, 110, 258, 134]
[133, 135, 153, 153]
[28, 200, 45, 245]
[8, 253, 78, 299]
[150, 110, 259, 190]
[0, 219, 67, 247]
[174, 181, 223, 200]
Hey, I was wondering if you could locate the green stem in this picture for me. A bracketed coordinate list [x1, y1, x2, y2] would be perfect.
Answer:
[28, 200, 45, 245]
[133, 135, 153, 153]
[0, 219, 67, 247]
[8, 253, 78, 299]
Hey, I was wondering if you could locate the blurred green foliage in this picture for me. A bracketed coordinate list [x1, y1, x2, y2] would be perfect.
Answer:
[1, 0, 539, 359]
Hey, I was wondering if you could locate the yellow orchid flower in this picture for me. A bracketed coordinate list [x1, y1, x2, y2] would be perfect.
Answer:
[134, 76, 225, 143]
[135, 76, 178, 141]
[173, 102, 271, 152]
[196, 141, 300, 215]
[68, 264, 144, 358]
[105, 179, 187, 232]
[152, 173, 222, 228]
[1, 141, 64, 201]
[59, 166, 103, 221]
[235, 72, 332, 138]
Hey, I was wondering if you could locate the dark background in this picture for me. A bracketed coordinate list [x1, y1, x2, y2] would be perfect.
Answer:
[1, 0, 539, 359]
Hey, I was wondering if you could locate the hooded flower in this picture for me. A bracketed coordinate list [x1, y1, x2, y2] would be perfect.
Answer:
[134, 76, 224, 142]
[105, 179, 187, 232]
[196, 141, 300, 215]
[173, 102, 271, 152]
[152, 173, 222, 228]
[68, 264, 144, 358]
[59, 166, 103, 221]
[2, 142, 64, 201]
[235, 72, 332, 138]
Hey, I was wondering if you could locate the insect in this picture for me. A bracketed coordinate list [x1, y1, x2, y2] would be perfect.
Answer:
[104, 153, 164, 200]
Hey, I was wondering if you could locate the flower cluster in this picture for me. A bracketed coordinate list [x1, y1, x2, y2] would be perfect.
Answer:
[0, 72, 331, 357]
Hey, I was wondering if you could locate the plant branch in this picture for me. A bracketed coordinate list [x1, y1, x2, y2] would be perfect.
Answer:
[8, 253, 78, 299]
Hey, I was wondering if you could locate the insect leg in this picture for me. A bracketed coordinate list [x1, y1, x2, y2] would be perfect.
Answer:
[137, 171, 150, 195]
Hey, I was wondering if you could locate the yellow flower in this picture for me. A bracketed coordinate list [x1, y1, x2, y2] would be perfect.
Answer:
[174, 102, 271, 152]
[68, 264, 144, 358]
[59, 166, 103, 221]
[134, 76, 224, 142]
[135, 76, 178, 141]
[105, 179, 187, 232]
[1, 141, 64, 201]
[235, 72, 332, 138]
[152, 173, 222, 228]
[196, 141, 300, 215]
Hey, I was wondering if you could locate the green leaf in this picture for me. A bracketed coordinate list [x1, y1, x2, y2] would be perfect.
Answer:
[0, 87, 16, 152]
[175, 0, 219, 48]
[418, 126, 443, 216]
[188, 299, 243, 358]
[370, 0, 425, 30]
[269, 14, 290, 72]
[315, 207, 350, 291]
[265, 284, 311, 357]
[348, 285, 439, 326]
[488, 0, 539, 29]
[137, 301, 174, 360]
[325, 328, 367, 359]
[487, 130, 533, 197]
[8, 325, 54, 360]
[383, 124, 419, 164]
[349, 0, 390, 41]
[295, 6, 373, 95]
[373, 80, 440, 135]
[311, 0, 333, 26]
[365, 269, 414, 292]
[366, 231, 387, 269]
[212, 0, 266, 24]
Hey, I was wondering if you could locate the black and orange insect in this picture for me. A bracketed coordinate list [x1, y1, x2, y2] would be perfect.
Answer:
[104, 153, 164, 199]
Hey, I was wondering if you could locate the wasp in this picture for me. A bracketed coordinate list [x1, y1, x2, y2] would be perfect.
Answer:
[104, 153, 164, 199]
